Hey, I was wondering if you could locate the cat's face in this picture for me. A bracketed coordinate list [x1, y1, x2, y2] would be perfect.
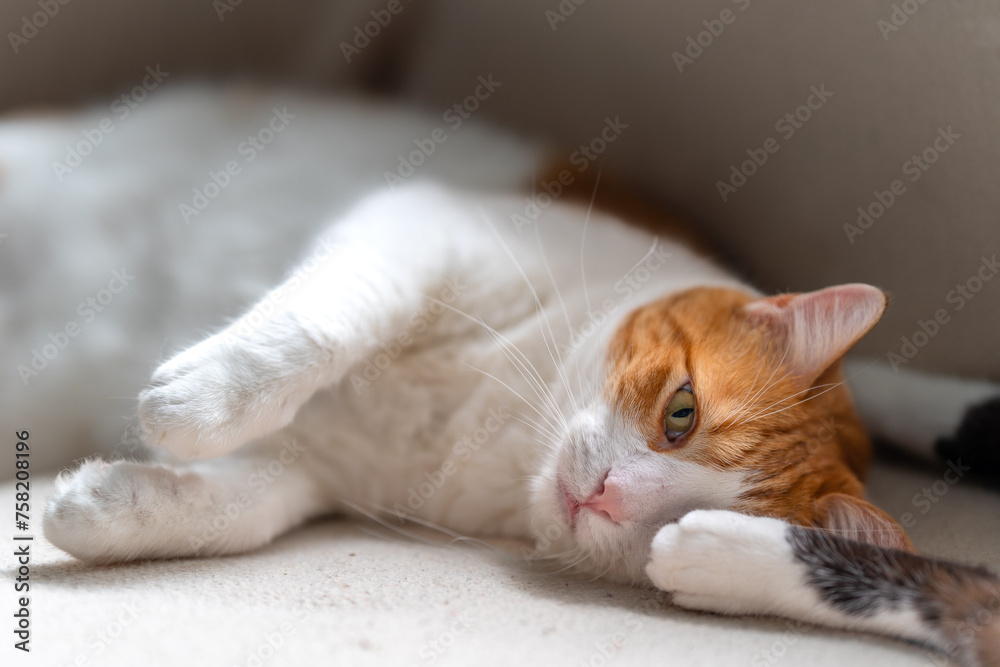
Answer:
[530, 284, 910, 583]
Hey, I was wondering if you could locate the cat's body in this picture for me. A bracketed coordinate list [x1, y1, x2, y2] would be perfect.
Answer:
[2, 87, 997, 665]
[45, 182, 752, 584]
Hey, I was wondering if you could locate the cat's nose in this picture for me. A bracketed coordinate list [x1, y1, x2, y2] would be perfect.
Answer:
[582, 474, 626, 523]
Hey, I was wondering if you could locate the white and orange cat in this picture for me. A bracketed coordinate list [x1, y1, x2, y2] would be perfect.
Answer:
[2, 86, 996, 665]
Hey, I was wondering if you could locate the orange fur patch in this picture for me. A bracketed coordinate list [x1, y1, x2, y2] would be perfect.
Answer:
[603, 286, 898, 537]
[533, 161, 908, 547]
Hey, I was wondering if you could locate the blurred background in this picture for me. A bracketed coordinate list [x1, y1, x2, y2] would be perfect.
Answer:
[2, 0, 998, 382]
[4, 0, 998, 376]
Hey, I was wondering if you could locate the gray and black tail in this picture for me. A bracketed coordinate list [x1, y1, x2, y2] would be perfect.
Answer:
[787, 523, 1000, 666]
[829, 360, 1000, 663]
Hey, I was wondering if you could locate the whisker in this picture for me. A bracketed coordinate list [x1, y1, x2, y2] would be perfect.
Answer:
[462, 362, 563, 437]
[723, 344, 767, 421]
[741, 379, 851, 425]
[534, 219, 575, 337]
[741, 354, 896, 426]
[509, 413, 561, 448]
[480, 323, 568, 429]
[341, 500, 507, 565]
[734, 382, 840, 427]
[478, 207, 579, 418]
[727, 335, 796, 424]
[579, 162, 603, 317]
[419, 294, 566, 431]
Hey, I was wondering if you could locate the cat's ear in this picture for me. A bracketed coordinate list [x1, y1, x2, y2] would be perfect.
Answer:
[744, 283, 887, 385]
[813, 493, 914, 552]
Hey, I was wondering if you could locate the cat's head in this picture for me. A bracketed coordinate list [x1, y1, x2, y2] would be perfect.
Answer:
[530, 283, 912, 584]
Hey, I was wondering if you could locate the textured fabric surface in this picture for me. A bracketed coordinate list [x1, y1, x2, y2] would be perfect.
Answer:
[4, 459, 997, 666]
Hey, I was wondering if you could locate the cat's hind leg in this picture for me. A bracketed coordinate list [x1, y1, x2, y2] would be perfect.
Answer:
[845, 359, 1000, 466]
[43, 437, 322, 563]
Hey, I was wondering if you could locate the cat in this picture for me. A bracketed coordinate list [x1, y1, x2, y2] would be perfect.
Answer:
[3, 86, 995, 665]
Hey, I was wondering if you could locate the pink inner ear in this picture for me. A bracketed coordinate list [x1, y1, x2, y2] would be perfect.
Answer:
[745, 284, 887, 383]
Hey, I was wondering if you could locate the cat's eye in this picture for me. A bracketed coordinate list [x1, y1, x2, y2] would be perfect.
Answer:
[664, 386, 696, 441]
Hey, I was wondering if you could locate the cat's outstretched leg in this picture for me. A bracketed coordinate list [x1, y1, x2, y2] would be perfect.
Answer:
[139, 185, 481, 459]
[647, 510, 1000, 667]
[845, 359, 1000, 470]
[43, 438, 321, 563]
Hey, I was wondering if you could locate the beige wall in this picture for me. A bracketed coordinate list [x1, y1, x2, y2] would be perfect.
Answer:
[3, 0, 998, 377]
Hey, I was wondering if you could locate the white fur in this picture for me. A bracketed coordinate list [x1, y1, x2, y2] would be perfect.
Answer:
[648, 511, 940, 648]
[5, 85, 991, 657]
[63, 179, 746, 581]
[846, 359, 999, 460]
[0, 84, 539, 474]
[27, 86, 752, 581]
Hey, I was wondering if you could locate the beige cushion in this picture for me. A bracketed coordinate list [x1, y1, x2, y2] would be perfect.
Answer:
[8, 464, 998, 665]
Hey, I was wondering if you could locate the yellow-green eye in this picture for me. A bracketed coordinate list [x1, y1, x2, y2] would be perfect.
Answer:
[664, 387, 696, 441]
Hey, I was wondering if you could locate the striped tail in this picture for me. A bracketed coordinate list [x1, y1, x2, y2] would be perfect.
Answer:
[786, 523, 1000, 666]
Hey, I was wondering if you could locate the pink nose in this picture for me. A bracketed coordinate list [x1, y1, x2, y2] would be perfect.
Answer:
[583, 475, 627, 523]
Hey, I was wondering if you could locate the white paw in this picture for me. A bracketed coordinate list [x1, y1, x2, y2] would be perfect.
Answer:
[139, 332, 291, 459]
[646, 510, 798, 616]
[43, 459, 208, 563]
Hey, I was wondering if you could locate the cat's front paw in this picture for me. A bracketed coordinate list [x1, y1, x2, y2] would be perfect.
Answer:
[139, 333, 287, 458]
[43, 459, 207, 563]
[646, 510, 796, 616]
